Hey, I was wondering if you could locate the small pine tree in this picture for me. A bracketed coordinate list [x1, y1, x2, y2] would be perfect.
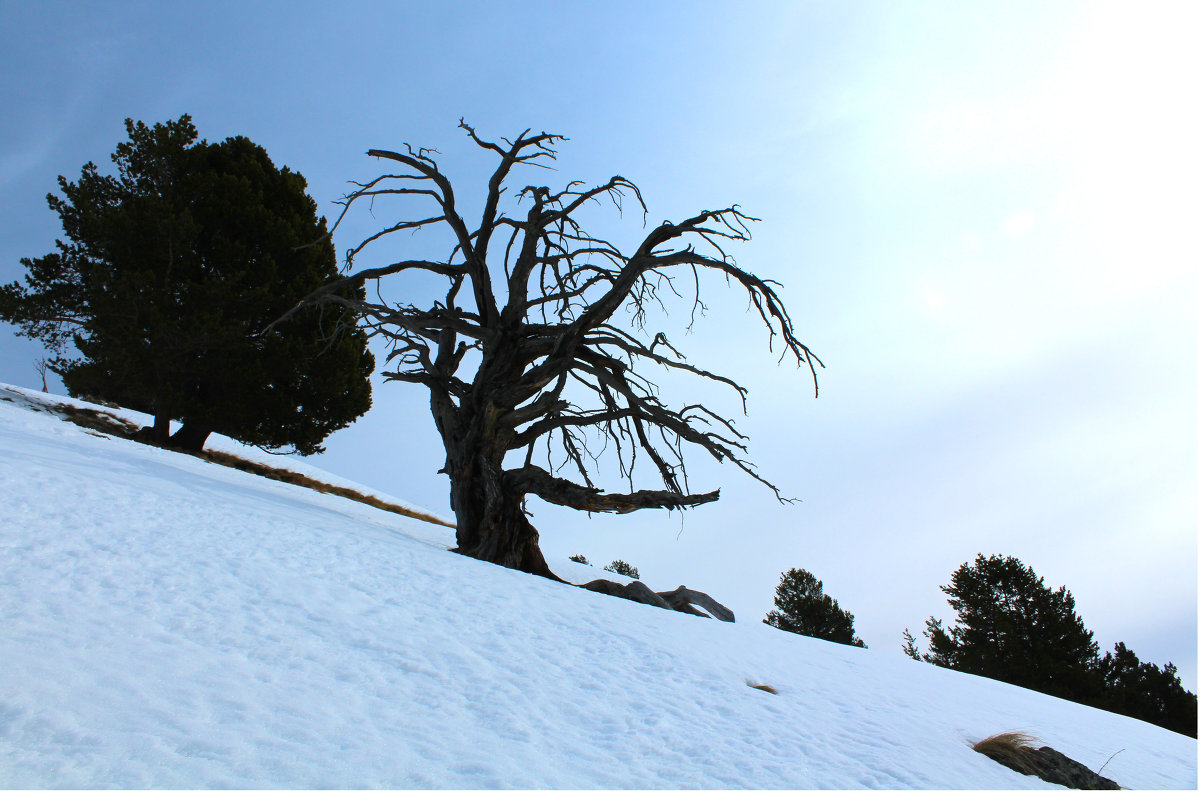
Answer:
[603, 559, 639, 579]
[764, 567, 866, 648]
[568, 554, 591, 566]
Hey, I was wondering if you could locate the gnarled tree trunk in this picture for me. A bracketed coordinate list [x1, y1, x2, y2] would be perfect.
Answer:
[443, 399, 562, 581]
[448, 466, 561, 581]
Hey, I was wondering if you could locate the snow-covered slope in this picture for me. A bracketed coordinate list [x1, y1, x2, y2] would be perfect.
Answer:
[0, 384, 1194, 789]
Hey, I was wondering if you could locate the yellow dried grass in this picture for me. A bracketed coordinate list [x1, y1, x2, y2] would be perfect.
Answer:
[972, 731, 1041, 775]
[39, 396, 455, 529]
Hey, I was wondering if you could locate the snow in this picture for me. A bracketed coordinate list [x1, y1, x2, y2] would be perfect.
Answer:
[0, 383, 1195, 789]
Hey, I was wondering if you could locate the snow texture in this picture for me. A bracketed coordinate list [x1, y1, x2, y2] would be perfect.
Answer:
[0, 384, 1195, 788]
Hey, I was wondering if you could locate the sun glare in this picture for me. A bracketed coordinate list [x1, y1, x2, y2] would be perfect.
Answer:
[923, 287, 946, 311]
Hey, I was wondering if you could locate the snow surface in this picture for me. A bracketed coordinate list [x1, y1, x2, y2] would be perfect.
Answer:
[0, 384, 1195, 789]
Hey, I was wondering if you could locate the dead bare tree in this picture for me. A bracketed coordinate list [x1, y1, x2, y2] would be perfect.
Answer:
[34, 358, 50, 392]
[281, 122, 822, 580]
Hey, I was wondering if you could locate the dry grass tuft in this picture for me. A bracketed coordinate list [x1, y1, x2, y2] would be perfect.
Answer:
[198, 448, 456, 527]
[58, 404, 143, 437]
[972, 731, 1041, 775]
[746, 681, 779, 694]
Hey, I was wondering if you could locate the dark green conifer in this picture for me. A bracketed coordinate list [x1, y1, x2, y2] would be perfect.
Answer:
[603, 560, 639, 579]
[764, 567, 866, 648]
[918, 554, 1097, 700]
[908, 554, 1197, 737]
[0, 116, 373, 453]
[1096, 642, 1197, 738]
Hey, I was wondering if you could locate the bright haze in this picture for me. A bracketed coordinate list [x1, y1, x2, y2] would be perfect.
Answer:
[1, 2, 1195, 688]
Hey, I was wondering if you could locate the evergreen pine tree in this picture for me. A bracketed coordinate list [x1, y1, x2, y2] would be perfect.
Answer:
[603, 560, 639, 579]
[909, 554, 1198, 737]
[918, 554, 1098, 701]
[0, 116, 373, 453]
[1096, 642, 1197, 738]
[764, 567, 866, 648]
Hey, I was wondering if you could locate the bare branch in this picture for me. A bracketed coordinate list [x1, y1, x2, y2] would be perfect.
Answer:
[263, 259, 467, 335]
[291, 122, 820, 577]
[507, 465, 720, 514]
[365, 147, 497, 323]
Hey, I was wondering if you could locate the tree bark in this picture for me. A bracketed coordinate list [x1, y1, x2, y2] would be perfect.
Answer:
[151, 412, 172, 445]
[581, 579, 736, 621]
[445, 430, 563, 582]
[658, 585, 736, 622]
[168, 421, 212, 452]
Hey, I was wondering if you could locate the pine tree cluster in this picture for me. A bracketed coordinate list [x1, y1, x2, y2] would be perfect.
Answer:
[905, 554, 1196, 738]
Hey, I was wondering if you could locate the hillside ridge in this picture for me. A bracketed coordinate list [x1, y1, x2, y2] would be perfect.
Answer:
[0, 384, 454, 528]
[0, 384, 1194, 788]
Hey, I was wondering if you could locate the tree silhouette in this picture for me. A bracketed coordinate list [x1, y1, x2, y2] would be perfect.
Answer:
[1096, 642, 1196, 738]
[276, 121, 821, 578]
[914, 554, 1098, 701]
[907, 554, 1197, 737]
[0, 116, 373, 453]
[765, 567, 866, 648]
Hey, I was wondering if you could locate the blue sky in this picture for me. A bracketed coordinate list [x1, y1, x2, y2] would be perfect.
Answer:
[1, 1, 1195, 689]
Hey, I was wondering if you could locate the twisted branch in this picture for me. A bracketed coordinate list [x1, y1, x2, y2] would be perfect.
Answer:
[293, 122, 819, 512]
